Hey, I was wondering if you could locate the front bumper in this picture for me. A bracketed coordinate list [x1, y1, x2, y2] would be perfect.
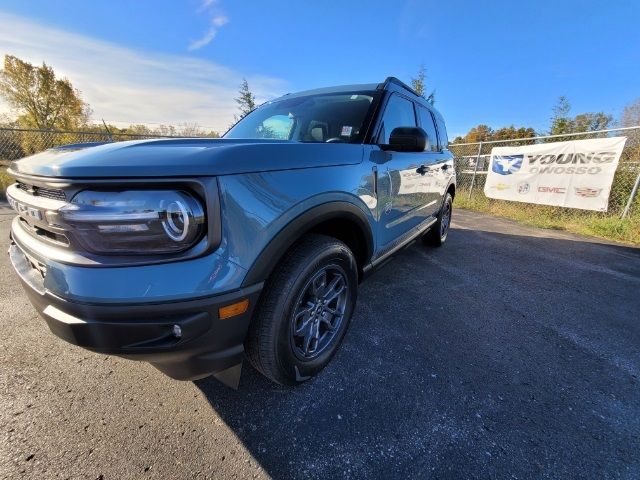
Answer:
[8, 240, 263, 381]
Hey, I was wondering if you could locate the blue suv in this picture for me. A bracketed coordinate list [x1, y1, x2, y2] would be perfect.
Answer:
[6, 77, 455, 388]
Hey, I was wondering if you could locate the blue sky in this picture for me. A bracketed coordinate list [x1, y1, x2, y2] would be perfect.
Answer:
[0, 0, 638, 137]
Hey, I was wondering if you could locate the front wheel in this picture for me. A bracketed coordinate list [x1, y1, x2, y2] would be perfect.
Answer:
[423, 192, 453, 247]
[245, 235, 358, 385]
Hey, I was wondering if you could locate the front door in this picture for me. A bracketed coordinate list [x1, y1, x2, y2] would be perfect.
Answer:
[372, 94, 440, 249]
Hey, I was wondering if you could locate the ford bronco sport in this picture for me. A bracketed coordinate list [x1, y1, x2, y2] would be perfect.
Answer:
[6, 77, 455, 388]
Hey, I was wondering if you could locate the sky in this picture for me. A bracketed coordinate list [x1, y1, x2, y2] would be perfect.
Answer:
[0, 0, 638, 137]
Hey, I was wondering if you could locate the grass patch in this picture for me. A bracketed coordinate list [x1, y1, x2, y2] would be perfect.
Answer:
[0, 168, 13, 192]
[455, 191, 640, 246]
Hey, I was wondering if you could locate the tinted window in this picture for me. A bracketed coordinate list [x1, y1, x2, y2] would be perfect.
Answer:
[378, 94, 416, 144]
[226, 92, 379, 143]
[261, 114, 294, 139]
[436, 117, 449, 147]
[417, 105, 439, 152]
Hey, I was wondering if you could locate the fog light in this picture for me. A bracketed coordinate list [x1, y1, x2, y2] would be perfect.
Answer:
[218, 299, 249, 320]
[172, 324, 182, 338]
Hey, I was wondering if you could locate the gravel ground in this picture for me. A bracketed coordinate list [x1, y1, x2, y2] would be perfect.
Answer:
[1, 206, 639, 480]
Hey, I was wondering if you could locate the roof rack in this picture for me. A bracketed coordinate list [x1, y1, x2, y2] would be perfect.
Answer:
[376, 76, 422, 98]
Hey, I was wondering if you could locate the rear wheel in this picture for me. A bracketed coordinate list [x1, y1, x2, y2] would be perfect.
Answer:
[245, 234, 358, 385]
[423, 192, 453, 247]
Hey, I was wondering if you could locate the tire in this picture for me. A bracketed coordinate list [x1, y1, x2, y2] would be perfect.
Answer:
[245, 234, 358, 385]
[423, 192, 453, 247]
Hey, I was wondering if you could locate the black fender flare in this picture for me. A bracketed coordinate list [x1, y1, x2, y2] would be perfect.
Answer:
[438, 177, 456, 211]
[241, 201, 374, 287]
[446, 178, 456, 198]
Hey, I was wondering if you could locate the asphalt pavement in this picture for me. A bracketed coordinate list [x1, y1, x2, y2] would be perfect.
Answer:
[1, 206, 639, 479]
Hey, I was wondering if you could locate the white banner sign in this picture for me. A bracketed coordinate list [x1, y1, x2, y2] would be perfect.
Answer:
[484, 136, 627, 211]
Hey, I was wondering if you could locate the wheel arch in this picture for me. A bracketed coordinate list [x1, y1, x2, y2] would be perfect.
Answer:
[447, 182, 456, 199]
[241, 201, 374, 287]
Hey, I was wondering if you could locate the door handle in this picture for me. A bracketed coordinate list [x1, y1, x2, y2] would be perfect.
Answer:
[416, 165, 429, 175]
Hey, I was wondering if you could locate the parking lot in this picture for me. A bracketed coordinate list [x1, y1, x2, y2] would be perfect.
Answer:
[1, 205, 639, 479]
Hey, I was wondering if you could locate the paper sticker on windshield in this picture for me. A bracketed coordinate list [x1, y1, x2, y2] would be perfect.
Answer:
[341, 126, 353, 136]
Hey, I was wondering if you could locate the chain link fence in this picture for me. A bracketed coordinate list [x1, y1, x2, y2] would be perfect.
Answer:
[2, 126, 640, 221]
[0, 127, 182, 163]
[449, 126, 640, 219]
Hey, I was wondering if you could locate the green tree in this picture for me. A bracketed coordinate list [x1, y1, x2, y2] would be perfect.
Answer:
[549, 95, 613, 136]
[174, 122, 219, 138]
[465, 124, 493, 143]
[549, 96, 573, 135]
[492, 125, 536, 141]
[452, 124, 536, 144]
[572, 112, 612, 133]
[0, 54, 90, 130]
[155, 124, 178, 136]
[410, 64, 435, 105]
[620, 98, 640, 146]
[620, 98, 640, 127]
[123, 124, 152, 136]
[235, 78, 256, 121]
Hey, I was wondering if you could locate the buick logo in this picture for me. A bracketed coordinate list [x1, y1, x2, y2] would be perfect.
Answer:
[517, 181, 530, 194]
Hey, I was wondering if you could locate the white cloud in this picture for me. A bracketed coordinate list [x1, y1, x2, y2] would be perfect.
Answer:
[212, 15, 228, 27]
[188, 15, 229, 51]
[189, 0, 228, 51]
[0, 11, 286, 132]
[198, 0, 218, 11]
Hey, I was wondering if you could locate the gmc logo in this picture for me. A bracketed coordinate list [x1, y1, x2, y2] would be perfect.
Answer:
[538, 186, 566, 194]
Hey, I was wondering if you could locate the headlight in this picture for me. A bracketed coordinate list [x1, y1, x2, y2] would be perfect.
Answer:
[58, 190, 205, 254]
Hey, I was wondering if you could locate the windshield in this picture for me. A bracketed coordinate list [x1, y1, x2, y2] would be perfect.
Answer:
[225, 91, 380, 143]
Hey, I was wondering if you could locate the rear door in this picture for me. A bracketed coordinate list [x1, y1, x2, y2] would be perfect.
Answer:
[417, 105, 454, 211]
[371, 94, 438, 249]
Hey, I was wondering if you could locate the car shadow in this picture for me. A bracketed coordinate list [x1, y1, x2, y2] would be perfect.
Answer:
[195, 226, 640, 479]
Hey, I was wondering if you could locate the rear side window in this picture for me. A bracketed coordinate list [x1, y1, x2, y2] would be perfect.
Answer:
[437, 118, 449, 147]
[417, 105, 440, 152]
[378, 94, 416, 144]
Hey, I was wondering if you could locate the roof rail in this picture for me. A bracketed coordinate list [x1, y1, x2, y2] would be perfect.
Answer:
[377, 76, 422, 98]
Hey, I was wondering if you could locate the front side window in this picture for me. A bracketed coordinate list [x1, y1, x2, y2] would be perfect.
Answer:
[378, 94, 416, 144]
[225, 92, 380, 143]
[260, 114, 294, 139]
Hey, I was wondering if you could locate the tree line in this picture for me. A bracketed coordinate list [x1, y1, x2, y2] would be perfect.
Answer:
[0, 57, 442, 140]
[452, 95, 640, 144]
[1, 54, 638, 145]
[0, 54, 224, 138]
[411, 65, 638, 143]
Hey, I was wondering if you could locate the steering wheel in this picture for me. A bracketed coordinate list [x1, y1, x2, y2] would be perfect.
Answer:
[325, 137, 345, 143]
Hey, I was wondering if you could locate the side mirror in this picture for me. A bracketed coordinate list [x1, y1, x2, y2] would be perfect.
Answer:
[380, 126, 427, 152]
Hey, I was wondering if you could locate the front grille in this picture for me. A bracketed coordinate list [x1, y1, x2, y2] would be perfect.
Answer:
[18, 217, 69, 247]
[16, 182, 66, 201]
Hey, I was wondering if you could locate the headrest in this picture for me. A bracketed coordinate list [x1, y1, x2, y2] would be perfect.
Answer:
[311, 126, 324, 142]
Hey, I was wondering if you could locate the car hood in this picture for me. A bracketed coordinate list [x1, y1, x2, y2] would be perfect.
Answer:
[9, 138, 364, 179]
